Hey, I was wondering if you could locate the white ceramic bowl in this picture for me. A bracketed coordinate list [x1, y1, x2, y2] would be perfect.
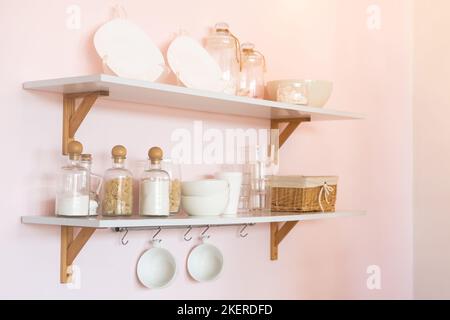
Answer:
[181, 179, 228, 197]
[266, 80, 333, 108]
[188, 243, 224, 282]
[181, 193, 228, 216]
[136, 247, 177, 289]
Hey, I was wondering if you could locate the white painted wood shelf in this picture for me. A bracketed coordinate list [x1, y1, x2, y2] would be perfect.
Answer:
[23, 74, 363, 121]
[22, 211, 365, 229]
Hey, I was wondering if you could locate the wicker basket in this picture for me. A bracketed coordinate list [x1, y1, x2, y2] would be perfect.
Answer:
[269, 176, 338, 213]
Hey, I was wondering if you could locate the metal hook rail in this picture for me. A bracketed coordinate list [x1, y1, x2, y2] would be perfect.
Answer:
[114, 223, 255, 244]
[113, 223, 255, 233]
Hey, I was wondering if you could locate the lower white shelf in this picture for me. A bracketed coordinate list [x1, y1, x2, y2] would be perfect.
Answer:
[21, 211, 365, 229]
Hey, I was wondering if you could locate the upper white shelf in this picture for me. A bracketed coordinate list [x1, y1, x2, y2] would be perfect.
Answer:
[23, 74, 363, 121]
[21, 211, 365, 229]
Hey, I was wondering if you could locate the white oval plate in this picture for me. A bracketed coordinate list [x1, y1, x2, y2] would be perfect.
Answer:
[94, 18, 165, 82]
[137, 247, 177, 289]
[167, 35, 224, 92]
[187, 243, 224, 282]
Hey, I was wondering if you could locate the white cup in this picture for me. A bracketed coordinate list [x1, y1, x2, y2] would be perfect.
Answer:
[216, 172, 243, 215]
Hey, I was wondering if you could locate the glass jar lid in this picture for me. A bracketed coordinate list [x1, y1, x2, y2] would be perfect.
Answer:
[241, 42, 266, 70]
[214, 22, 231, 34]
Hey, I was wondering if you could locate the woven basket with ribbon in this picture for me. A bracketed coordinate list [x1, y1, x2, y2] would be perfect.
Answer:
[269, 176, 338, 213]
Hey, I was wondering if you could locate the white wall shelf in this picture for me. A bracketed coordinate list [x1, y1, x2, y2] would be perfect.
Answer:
[23, 74, 363, 121]
[22, 211, 365, 229]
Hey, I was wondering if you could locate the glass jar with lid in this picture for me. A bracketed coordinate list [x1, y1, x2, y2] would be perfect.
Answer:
[55, 141, 90, 216]
[161, 159, 182, 215]
[80, 154, 103, 216]
[101, 145, 134, 216]
[238, 42, 266, 99]
[204, 22, 241, 95]
[139, 147, 170, 216]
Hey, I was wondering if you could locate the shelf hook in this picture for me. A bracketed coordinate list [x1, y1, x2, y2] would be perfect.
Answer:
[239, 224, 249, 238]
[184, 226, 193, 242]
[121, 228, 129, 246]
[152, 227, 162, 241]
[201, 225, 211, 240]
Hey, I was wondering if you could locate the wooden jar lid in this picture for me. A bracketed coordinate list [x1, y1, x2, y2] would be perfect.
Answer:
[148, 146, 163, 164]
[68, 141, 83, 160]
[112, 145, 127, 163]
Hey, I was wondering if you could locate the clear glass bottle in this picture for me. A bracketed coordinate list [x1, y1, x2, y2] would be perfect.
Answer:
[101, 145, 134, 216]
[205, 22, 241, 95]
[80, 154, 102, 216]
[55, 141, 90, 217]
[161, 159, 182, 215]
[247, 145, 273, 213]
[238, 42, 266, 99]
[139, 147, 170, 216]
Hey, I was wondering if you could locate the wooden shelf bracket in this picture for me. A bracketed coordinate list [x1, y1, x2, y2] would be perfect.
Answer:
[270, 221, 299, 260]
[60, 226, 96, 284]
[269, 117, 310, 260]
[62, 91, 109, 154]
[270, 117, 310, 147]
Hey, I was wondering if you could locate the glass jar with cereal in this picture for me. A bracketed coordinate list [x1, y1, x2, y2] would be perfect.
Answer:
[101, 145, 134, 216]
[161, 159, 182, 215]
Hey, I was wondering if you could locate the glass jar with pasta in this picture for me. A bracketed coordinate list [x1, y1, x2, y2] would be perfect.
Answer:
[101, 145, 134, 216]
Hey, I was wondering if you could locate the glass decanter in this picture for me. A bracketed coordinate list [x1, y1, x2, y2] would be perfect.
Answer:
[55, 141, 90, 217]
[238, 42, 266, 99]
[80, 154, 102, 216]
[204, 22, 241, 95]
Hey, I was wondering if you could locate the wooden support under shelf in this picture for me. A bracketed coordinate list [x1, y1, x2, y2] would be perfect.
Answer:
[60, 226, 96, 284]
[62, 91, 109, 155]
[269, 118, 310, 260]
[271, 117, 310, 147]
[270, 221, 299, 260]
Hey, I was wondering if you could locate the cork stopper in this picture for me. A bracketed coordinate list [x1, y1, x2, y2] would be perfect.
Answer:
[112, 145, 127, 163]
[148, 147, 163, 164]
[68, 141, 83, 160]
[81, 154, 92, 162]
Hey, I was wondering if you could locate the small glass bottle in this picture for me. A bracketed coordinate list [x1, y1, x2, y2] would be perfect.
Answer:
[101, 145, 134, 216]
[204, 22, 241, 95]
[238, 42, 266, 99]
[55, 141, 90, 217]
[139, 147, 170, 217]
[80, 154, 102, 216]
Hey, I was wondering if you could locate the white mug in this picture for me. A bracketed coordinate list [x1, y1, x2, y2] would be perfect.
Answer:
[216, 172, 243, 215]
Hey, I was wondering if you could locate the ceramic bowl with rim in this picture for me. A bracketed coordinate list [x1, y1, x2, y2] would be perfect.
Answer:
[187, 243, 224, 282]
[136, 247, 177, 289]
[181, 193, 228, 216]
[181, 179, 228, 197]
[266, 80, 333, 108]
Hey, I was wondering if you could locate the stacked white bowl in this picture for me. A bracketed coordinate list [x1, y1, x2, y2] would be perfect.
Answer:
[181, 180, 229, 216]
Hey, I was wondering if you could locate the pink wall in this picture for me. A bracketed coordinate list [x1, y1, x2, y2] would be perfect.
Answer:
[413, 0, 450, 299]
[0, 0, 413, 299]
